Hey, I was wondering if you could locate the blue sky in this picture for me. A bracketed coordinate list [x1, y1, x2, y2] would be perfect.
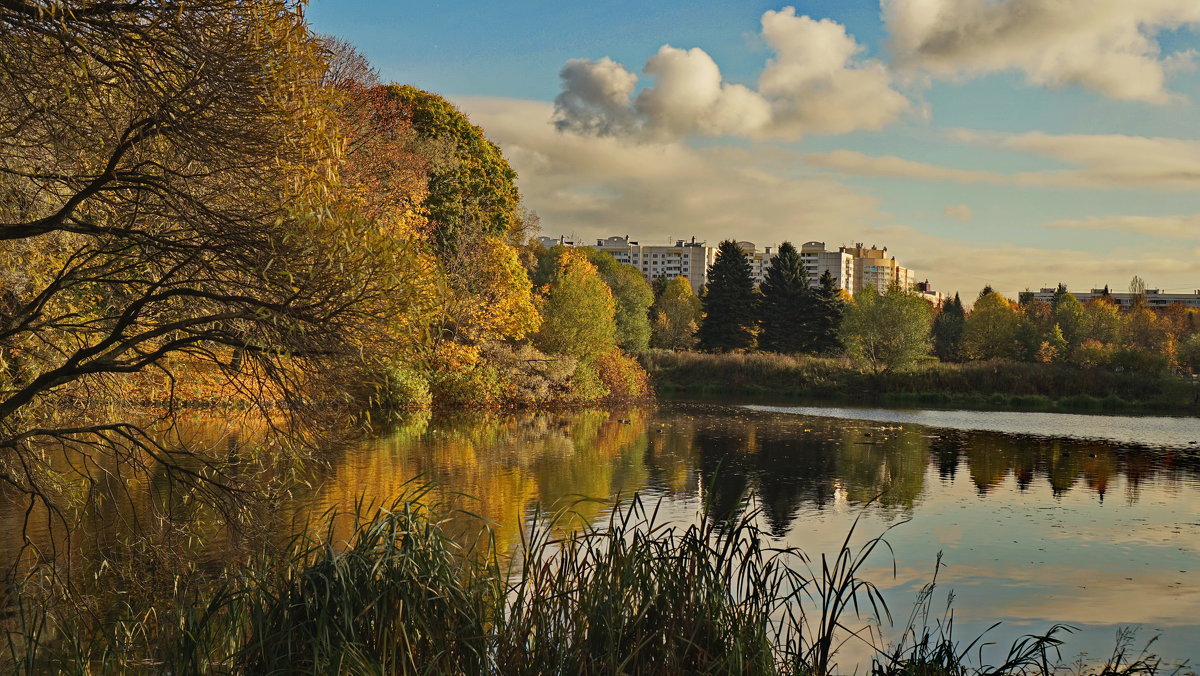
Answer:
[309, 0, 1200, 298]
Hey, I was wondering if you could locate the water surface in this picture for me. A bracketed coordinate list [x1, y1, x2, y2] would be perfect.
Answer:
[4, 403, 1198, 669]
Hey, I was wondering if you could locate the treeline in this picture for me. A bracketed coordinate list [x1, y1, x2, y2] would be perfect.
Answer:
[652, 240, 1198, 377]
[0, 1, 660, 536]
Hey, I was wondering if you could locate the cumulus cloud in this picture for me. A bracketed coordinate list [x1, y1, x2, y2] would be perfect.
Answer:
[944, 204, 972, 222]
[883, 0, 1200, 103]
[1043, 214, 1200, 238]
[553, 7, 908, 141]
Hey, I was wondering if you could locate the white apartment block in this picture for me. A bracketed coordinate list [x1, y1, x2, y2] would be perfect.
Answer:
[1031, 287, 1200, 310]
[590, 236, 717, 293]
[800, 242, 855, 291]
[539, 235, 934, 299]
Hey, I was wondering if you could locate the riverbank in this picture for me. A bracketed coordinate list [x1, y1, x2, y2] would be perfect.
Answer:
[640, 350, 1200, 415]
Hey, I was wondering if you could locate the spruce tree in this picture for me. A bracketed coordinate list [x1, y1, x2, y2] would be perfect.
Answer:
[807, 270, 847, 354]
[699, 240, 758, 352]
[932, 293, 966, 361]
[758, 241, 812, 353]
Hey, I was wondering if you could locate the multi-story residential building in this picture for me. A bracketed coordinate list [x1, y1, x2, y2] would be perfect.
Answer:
[1030, 287, 1200, 310]
[590, 236, 717, 293]
[736, 241, 774, 285]
[539, 234, 932, 299]
[839, 243, 914, 295]
[799, 242, 855, 291]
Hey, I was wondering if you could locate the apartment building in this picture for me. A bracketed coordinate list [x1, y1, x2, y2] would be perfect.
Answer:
[589, 236, 717, 293]
[539, 235, 929, 299]
[838, 243, 915, 295]
[736, 241, 775, 285]
[1030, 287, 1200, 310]
[799, 242, 855, 291]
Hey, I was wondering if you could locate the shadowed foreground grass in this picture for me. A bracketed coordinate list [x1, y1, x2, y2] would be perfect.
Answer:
[2, 495, 1177, 675]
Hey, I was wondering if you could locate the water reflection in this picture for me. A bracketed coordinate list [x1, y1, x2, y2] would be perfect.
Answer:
[2, 403, 1198, 666]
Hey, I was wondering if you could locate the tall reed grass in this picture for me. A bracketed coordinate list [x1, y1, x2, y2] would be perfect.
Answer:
[2, 494, 1174, 675]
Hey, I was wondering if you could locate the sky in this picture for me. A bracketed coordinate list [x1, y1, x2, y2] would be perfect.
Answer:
[308, 0, 1200, 300]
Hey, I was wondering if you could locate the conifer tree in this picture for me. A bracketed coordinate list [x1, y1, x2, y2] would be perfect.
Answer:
[932, 293, 966, 361]
[806, 270, 847, 354]
[699, 240, 758, 352]
[758, 242, 811, 353]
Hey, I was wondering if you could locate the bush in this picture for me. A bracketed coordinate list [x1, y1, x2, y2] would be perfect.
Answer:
[592, 348, 652, 400]
[369, 363, 433, 409]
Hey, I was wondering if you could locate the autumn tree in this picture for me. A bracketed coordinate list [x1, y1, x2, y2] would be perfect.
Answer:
[384, 85, 521, 254]
[757, 241, 812, 353]
[699, 241, 757, 352]
[650, 277, 702, 350]
[962, 291, 1020, 360]
[839, 285, 932, 372]
[535, 250, 617, 360]
[1051, 291, 1086, 348]
[0, 2, 401, 514]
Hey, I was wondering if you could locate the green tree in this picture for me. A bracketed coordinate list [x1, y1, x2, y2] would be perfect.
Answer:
[650, 277, 703, 350]
[1051, 291, 1086, 348]
[584, 250, 653, 353]
[931, 293, 966, 361]
[533, 246, 653, 353]
[534, 249, 617, 360]
[699, 241, 757, 352]
[962, 291, 1020, 360]
[385, 85, 521, 252]
[757, 242, 812, 353]
[807, 271, 847, 355]
[839, 285, 932, 372]
[1040, 324, 1068, 363]
[1178, 334, 1200, 373]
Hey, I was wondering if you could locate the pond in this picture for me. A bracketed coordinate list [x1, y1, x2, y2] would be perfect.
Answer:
[4, 402, 1199, 669]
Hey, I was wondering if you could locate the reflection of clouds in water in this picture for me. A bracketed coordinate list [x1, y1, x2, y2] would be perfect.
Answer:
[743, 404, 1200, 451]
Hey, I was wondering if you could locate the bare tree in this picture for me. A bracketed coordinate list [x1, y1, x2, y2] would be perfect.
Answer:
[0, 1, 402, 536]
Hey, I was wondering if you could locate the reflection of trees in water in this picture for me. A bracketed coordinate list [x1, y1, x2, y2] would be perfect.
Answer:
[641, 406, 1200, 534]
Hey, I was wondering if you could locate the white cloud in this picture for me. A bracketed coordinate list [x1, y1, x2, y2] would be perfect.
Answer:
[808, 132, 1200, 192]
[1043, 213, 1200, 238]
[805, 149, 1006, 183]
[553, 7, 908, 141]
[883, 0, 1200, 103]
[553, 57, 639, 136]
[456, 98, 1200, 302]
[944, 204, 972, 222]
[866, 224, 1200, 302]
[463, 97, 885, 247]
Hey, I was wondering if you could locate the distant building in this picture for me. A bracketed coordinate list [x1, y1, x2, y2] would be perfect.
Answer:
[914, 279, 944, 305]
[839, 243, 914, 295]
[800, 241, 855, 291]
[734, 241, 774, 285]
[1031, 287, 1200, 310]
[590, 235, 716, 293]
[540, 234, 932, 299]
